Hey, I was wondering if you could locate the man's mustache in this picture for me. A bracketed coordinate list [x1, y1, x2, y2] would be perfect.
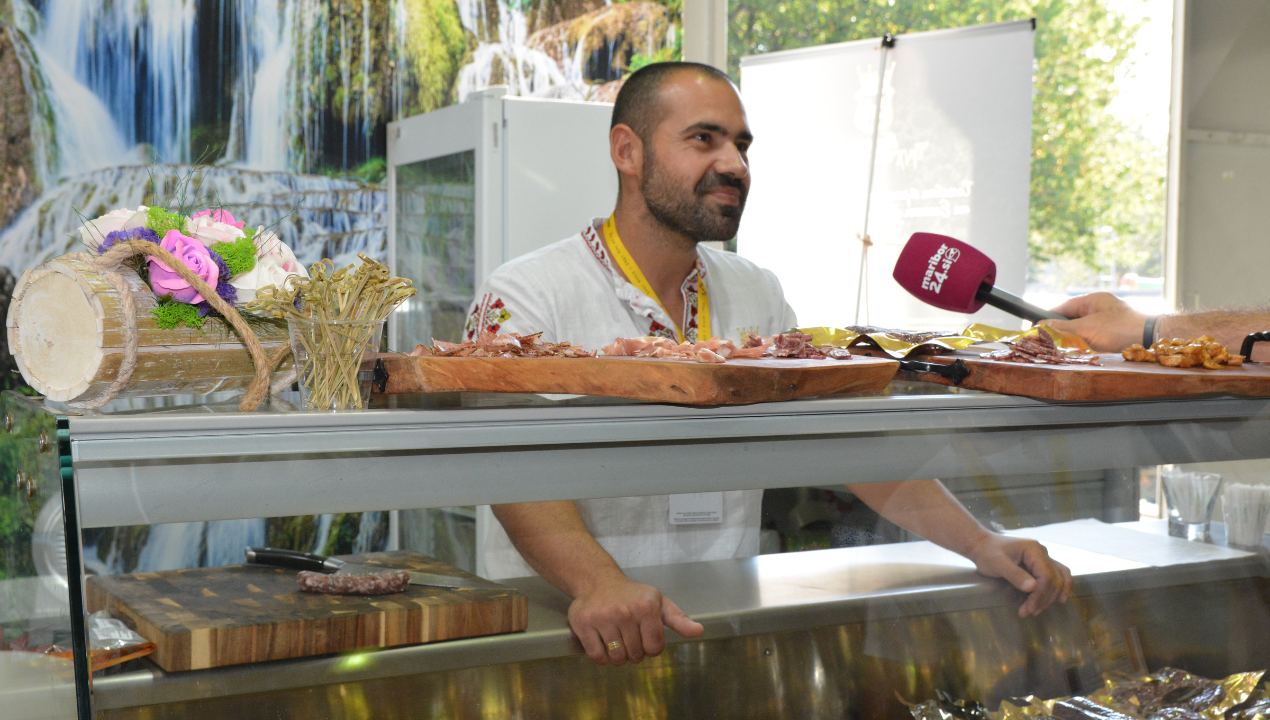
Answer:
[695, 171, 747, 202]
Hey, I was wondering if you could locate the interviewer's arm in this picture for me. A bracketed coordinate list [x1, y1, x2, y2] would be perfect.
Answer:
[1042, 292, 1270, 359]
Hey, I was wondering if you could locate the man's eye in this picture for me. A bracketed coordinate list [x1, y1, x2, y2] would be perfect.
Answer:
[694, 133, 711, 143]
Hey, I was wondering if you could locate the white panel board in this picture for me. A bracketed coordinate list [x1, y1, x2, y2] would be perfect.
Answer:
[739, 21, 1034, 330]
[503, 97, 619, 263]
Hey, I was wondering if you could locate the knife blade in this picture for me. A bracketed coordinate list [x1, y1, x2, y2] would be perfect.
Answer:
[244, 547, 502, 590]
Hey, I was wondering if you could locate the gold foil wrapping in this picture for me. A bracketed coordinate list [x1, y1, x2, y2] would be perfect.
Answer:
[910, 669, 1266, 720]
[801, 324, 1072, 360]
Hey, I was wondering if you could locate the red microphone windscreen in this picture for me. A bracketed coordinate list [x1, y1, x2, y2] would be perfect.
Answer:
[892, 233, 997, 314]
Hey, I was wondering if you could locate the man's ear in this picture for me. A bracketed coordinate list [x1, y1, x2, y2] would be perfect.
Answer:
[610, 124, 643, 180]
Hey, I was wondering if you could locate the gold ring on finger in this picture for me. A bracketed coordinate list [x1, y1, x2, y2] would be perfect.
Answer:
[606, 640, 623, 651]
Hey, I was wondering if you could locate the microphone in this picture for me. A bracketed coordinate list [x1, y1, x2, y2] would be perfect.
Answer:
[891, 233, 1069, 323]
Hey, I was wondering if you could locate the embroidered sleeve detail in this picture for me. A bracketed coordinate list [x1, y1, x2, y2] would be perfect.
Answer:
[647, 320, 675, 340]
[582, 225, 611, 271]
[464, 293, 512, 341]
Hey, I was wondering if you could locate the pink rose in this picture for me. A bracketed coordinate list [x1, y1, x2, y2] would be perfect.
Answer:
[191, 209, 246, 230]
[147, 229, 220, 304]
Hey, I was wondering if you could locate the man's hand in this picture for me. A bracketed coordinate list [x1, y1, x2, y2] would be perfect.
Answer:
[1041, 292, 1148, 352]
[964, 533, 1073, 617]
[567, 575, 704, 666]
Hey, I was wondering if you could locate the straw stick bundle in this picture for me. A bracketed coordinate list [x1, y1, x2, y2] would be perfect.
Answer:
[1222, 483, 1270, 547]
[1162, 471, 1222, 524]
[247, 254, 414, 409]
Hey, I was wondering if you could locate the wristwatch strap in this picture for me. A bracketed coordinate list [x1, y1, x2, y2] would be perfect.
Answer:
[1143, 315, 1159, 348]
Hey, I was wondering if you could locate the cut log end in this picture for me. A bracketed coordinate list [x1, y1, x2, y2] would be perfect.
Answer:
[8, 262, 106, 401]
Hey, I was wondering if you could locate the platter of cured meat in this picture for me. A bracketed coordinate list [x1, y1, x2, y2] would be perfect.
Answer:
[373, 332, 899, 405]
[893, 332, 1270, 401]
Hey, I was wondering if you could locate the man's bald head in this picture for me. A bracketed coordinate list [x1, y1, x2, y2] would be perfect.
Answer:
[611, 61, 735, 142]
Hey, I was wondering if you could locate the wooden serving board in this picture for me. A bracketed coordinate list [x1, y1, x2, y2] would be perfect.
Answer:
[375, 354, 899, 405]
[86, 551, 527, 672]
[897, 352, 1270, 401]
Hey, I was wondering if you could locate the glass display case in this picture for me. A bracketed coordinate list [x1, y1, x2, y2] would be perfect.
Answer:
[3, 384, 1270, 719]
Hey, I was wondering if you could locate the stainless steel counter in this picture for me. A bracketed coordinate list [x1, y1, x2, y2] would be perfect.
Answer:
[90, 520, 1270, 716]
[53, 387, 1270, 527]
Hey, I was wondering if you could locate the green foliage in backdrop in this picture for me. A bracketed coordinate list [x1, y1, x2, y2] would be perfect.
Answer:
[729, 0, 1166, 281]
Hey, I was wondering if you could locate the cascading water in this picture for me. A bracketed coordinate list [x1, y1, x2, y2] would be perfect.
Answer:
[0, 165, 387, 271]
[5, 0, 138, 184]
[38, 0, 196, 164]
[224, 0, 298, 170]
[454, 0, 581, 101]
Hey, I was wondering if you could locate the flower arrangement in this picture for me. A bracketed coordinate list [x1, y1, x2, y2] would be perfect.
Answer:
[78, 206, 309, 329]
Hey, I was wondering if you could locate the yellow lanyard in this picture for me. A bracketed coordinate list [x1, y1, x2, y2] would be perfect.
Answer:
[602, 215, 710, 342]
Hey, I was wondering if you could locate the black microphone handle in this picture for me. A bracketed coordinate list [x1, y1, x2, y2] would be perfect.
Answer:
[975, 283, 1069, 323]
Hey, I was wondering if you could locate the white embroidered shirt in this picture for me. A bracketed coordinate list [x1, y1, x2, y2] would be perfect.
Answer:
[464, 218, 798, 579]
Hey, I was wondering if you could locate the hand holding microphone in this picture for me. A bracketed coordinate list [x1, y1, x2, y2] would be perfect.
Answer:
[892, 233, 1070, 324]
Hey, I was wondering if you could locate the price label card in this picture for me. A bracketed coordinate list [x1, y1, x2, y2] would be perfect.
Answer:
[669, 492, 723, 525]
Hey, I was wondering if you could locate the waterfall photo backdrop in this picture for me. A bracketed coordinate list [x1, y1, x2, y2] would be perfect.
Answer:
[0, 0, 678, 574]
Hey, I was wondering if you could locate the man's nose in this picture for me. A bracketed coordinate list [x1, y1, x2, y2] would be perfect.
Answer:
[715, 144, 749, 179]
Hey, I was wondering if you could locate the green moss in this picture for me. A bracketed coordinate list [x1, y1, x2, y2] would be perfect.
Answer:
[210, 235, 257, 277]
[151, 300, 205, 330]
[145, 207, 189, 239]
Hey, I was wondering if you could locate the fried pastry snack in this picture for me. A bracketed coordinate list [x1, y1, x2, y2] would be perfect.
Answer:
[1122, 336, 1245, 369]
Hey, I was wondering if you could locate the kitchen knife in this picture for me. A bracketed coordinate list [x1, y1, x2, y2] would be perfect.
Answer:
[245, 547, 502, 590]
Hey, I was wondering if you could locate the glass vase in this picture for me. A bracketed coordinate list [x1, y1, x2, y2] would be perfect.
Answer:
[287, 318, 385, 411]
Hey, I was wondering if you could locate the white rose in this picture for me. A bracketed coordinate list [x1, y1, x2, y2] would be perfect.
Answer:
[187, 214, 247, 247]
[79, 206, 149, 248]
[121, 208, 151, 232]
[230, 229, 309, 305]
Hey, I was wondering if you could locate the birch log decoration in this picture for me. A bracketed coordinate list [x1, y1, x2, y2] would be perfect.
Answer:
[6, 253, 292, 402]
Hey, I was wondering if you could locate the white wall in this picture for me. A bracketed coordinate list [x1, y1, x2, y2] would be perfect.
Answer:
[1174, 1, 1270, 310]
[738, 22, 1034, 331]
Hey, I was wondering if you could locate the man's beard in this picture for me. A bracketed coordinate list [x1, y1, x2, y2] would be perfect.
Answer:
[640, 149, 747, 243]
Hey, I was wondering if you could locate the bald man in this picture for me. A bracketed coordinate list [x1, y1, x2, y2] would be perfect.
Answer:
[465, 62, 1072, 667]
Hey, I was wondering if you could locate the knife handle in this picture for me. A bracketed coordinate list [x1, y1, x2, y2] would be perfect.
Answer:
[245, 547, 342, 573]
[899, 358, 971, 386]
[1240, 332, 1270, 362]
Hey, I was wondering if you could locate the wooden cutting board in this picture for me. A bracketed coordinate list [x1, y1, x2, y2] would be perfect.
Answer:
[897, 352, 1270, 401]
[85, 551, 527, 672]
[374, 354, 899, 405]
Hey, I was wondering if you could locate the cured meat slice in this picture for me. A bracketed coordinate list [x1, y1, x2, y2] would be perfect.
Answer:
[413, 333, 598, 359]
[982, 331, 1101, 366]
[696, 348, 726, 363]
[297, 570, 411, 596]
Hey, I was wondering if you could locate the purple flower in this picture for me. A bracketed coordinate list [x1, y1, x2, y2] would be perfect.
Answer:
[98, 226, 160, 254]
[216, 280, 236, 304]
[207, 249, 231, 281]
[194, 279, 238, 318]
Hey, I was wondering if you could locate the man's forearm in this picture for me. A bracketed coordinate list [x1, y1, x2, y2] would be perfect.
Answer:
[845, 479, 990, 556]
[491, 501, 626, 598]
[1159, 310, 1270, 359]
